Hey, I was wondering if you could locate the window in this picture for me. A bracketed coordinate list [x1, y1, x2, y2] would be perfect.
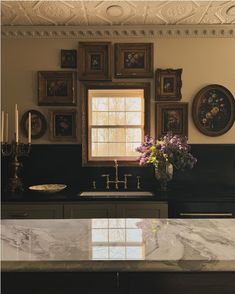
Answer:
[82, 82, 150, 166]
[89, 89, 144, 160]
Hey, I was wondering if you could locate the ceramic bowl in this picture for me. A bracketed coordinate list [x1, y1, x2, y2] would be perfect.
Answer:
[29, 184, 67, 193]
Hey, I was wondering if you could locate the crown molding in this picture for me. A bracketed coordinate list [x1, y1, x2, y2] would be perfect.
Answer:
[2, 25, 235, 39]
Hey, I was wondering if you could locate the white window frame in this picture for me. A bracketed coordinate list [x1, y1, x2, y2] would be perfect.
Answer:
[88, 89, 145, 161]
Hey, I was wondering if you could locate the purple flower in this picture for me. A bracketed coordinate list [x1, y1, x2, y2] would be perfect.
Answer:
[136, 132, 197, 171]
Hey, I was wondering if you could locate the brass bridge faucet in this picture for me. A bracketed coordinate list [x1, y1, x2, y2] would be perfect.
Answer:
[102, 160, 132, 190]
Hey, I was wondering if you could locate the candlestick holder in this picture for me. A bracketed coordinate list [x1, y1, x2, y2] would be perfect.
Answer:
[1, 140, 31, 194]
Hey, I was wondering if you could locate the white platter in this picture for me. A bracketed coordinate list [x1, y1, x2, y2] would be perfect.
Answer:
[29, 184, 67, 194]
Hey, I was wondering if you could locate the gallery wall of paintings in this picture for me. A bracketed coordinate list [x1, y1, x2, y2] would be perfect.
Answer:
[2, 37, 235, 144]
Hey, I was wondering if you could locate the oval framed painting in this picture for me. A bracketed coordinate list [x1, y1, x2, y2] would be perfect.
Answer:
[192, 84, 235, 136]
[21, 110, 47, 139]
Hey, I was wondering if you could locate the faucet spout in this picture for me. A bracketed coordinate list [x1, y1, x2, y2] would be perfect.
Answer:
[101, 159, 132, 190]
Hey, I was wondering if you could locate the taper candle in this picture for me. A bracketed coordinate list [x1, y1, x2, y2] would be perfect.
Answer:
[5, 112, 8, 142]
[1, 111, 4, 142]
[28, 112, 31, 144]
[15, 104, 19, 143]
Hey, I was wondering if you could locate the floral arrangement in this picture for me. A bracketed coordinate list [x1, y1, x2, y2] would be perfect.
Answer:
[136, 132, 197, 172]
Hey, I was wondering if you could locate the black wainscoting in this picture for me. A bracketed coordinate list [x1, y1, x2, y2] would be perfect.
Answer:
[1, 144, 235, 193]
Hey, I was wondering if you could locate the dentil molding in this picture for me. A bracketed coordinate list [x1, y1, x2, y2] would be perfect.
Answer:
[2, 25, 235, 39]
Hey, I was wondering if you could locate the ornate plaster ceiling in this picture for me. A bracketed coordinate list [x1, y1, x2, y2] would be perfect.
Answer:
[1, 1, 235, 26]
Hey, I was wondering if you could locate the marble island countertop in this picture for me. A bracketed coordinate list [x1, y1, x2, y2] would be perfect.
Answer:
[2, 219, 235, 272]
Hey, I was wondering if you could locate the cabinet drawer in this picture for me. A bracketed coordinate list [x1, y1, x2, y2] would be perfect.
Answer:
[64, 202, 116, 218]
[170, 202, 235, 218]
[117, 202, 168, 218]
[2, 204, 63, 219]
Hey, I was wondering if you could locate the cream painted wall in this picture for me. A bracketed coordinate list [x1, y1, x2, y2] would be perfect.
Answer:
[1, 37, 235, 144]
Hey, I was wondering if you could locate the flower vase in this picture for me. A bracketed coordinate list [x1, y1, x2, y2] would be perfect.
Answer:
[155, 163, 173, 192]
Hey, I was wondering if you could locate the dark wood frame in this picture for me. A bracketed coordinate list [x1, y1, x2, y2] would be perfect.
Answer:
[81, 82, 151, 166]
[38, 71, 76, 106]
[49, 109, 77, 141]
[61, 49, 77, 69]
[155, 68, 182, 101]
[115, 43, 153, 78]
[192, 84, 235, 136]
[20, 109, 47, 139]
[155, 102, 188, 138]
[78, 42, 112, 81]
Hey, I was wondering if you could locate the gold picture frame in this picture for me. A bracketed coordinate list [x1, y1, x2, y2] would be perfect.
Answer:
[155, 68, 182, 101]
[49, 109, 77, 141]
[115, 43, 153, 78]
[78, 42, 112, 80]
[38, 71, 77, 106]
[155, 102, 188, 138]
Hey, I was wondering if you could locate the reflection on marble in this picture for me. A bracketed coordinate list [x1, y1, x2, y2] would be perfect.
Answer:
[2, 219, 235, 272]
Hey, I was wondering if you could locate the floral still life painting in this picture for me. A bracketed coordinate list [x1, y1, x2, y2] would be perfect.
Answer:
[136, 132, 197, 191]
[192, 84, 235, 136]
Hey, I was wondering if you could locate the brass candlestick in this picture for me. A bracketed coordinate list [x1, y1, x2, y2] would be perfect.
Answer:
[1, 140, 31, 194]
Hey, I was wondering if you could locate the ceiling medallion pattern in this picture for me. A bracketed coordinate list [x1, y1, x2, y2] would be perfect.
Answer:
[1, 1, 235, 26]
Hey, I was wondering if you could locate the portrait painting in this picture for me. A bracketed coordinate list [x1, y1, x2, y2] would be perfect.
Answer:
[156, 103, 188, 138]
[192, 84, 235, 136]
[163, 109, 182, 133]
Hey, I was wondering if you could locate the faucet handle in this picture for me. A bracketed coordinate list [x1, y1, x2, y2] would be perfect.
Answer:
[124, 174, 132, 189]
[101, 174, 110, 190]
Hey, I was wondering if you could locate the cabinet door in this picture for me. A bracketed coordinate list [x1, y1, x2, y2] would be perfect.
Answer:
[169, 202, 235, 218]
[64, 202, 116, 218]
[1, 203, 63, 219]
[117, 202, 168, 218]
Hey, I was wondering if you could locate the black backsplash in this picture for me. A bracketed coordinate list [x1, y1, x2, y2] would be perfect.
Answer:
[1, 144, 235, 193]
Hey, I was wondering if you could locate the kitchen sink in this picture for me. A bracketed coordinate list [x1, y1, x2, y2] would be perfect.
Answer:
[79, 191, 154, 197]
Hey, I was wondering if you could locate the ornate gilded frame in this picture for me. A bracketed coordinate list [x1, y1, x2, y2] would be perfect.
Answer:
[78, 42, 112, 80]
[115, 43, 153, 78]
[155, 68, 182, 101]
[155, 102, 188, 138]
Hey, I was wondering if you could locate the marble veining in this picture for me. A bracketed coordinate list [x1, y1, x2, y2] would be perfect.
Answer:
[2, 219, 235, 272]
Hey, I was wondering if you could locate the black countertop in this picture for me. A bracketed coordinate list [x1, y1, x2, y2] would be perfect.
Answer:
[2, 184, 235, 203]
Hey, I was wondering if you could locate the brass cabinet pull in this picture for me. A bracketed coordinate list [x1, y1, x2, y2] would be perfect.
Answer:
[180, 213, 233, 217]
[8, 212, 29, 218]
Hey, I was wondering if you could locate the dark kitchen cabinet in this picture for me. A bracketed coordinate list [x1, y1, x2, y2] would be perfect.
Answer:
[120, 272, 235, 294]
[117, 202, 168, 218]
[3, 271, 235, 294]
[1, 203, 63, 219]
[64, 201, 168, 218]
[64, 202, 116, 218]
[2, 201, 168, 219]
[2, 272, 119, 294]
